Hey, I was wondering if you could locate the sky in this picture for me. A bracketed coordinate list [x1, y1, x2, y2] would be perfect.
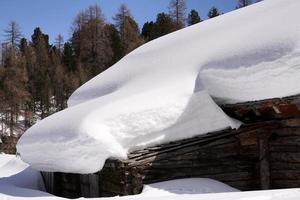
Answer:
[0, 0, 237, 44]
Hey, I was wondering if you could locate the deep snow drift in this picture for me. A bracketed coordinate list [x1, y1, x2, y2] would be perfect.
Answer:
[18, 0, 300, 173]
[0, 154, 46, 198]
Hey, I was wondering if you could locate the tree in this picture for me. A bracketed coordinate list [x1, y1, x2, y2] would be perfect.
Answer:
[62, 42, 76, 72]
[31, 27, 49, 49]
[1, 45, 30, 134]
[188, 9, 202, 26]
[31, 27, 53, 118]
[4, 21, 22, 47]
[208, 6, 220, 18]
[141, 21, 155, 41]
[237, 0, 252, 8]
[168, 0, 187, 29]
[152, 13, 176, 39]
[71, 5, 113, 78]
[55, 34, 64, 53]
[113, 4, 143, 55]
[104, 24, 123, 65]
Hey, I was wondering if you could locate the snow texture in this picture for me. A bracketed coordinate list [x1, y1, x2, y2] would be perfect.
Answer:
[18, 0, 300, 173]
[141, 178, 239, 196]
[0, 154, 47, 198]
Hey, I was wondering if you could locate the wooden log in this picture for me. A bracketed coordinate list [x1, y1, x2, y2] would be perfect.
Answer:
[270, 145, 300, 152]
[280, 118, 300, 127]
[271, 170, 300, 180]
[270, 152, 300, 163]
[272, 180, 300, 188]
[271, 162, 300, 170]
[270, 136, 300, 146]
[226, 180, 260, 190]
[259, 132, 271, 190]
[272, 127, 300, 136]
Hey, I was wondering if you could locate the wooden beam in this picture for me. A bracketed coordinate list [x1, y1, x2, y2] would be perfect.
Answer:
[259, 130, 272, 190]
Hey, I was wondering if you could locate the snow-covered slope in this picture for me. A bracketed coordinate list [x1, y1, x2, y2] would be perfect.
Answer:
[0, 154, 46, 198]
[17, 0, 300, 174]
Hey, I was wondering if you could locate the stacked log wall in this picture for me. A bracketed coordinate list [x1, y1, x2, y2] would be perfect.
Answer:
[269, 119, 300, 189]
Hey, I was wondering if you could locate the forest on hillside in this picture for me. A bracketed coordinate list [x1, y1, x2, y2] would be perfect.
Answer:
[0, 0, 257, 138]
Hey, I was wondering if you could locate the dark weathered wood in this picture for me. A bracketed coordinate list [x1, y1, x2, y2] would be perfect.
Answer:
[271, 162, 300, 170]
[221, 94, 300, 123]
[270, 152, 300, 163]
[258, 131, 271, 189]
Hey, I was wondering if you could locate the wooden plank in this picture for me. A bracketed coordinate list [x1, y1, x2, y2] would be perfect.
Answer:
[270, 145, 300, 152]
[270, 152, 300, 163]
[271, 162, 300, 170]
[272, 127, 300, 136]
[127, 124, 266, 166]
[270, 136, 300, 146]
[272, 179, 300, 188]
[271, 170, 300, 180]
[259, 132, 271, 190]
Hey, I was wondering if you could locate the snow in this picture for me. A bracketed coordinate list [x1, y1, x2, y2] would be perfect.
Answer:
[140, 178, 239, 196]
[17, 0, 300, 174]
[0, 154, 47, 198]
[1, 154, 300, 200]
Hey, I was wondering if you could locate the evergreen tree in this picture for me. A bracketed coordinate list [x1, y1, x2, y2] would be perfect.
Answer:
[32, 27, 50, 49]
[31, 27, 52, 118]
[237, 0, 252, 8]
[104, 24, 123, 65]
[187, 9, 202, 26]
[208, 6, 220, 18]
[62, 42, 76, 72]
[152, 13, 176, 39]
[168, 0, 187, 29]
[141, 21, 155, 41]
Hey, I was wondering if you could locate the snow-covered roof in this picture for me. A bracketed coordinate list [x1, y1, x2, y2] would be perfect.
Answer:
[17, 0, 300, 174]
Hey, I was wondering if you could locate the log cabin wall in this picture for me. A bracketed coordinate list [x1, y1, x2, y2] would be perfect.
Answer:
[41, 95, 300, 198]
[269, 119, 300, 189]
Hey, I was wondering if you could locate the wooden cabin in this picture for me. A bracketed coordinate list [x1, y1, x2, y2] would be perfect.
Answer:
[42, 95, 300, 198]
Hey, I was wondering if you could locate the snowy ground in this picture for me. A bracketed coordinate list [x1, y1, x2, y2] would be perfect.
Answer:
[1, 154, 300, 200]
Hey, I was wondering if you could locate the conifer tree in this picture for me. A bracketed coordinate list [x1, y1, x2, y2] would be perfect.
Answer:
[104, 24, 123, 65]
[168, 0, 187, 29]
[141, 21, 155, 41]
[188, 9, 202, 26]
[31, 27, 52, 118]
[208, 6, 220, 18]
[237, 0, 252, 8]
[72, 5, 112, 78]
[62, 42, 76, 72]
[152, 13, 176, 39]
[114, 4, 144, 55]
[4, 21, 22, 47]
[55, 34, 64, 53]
